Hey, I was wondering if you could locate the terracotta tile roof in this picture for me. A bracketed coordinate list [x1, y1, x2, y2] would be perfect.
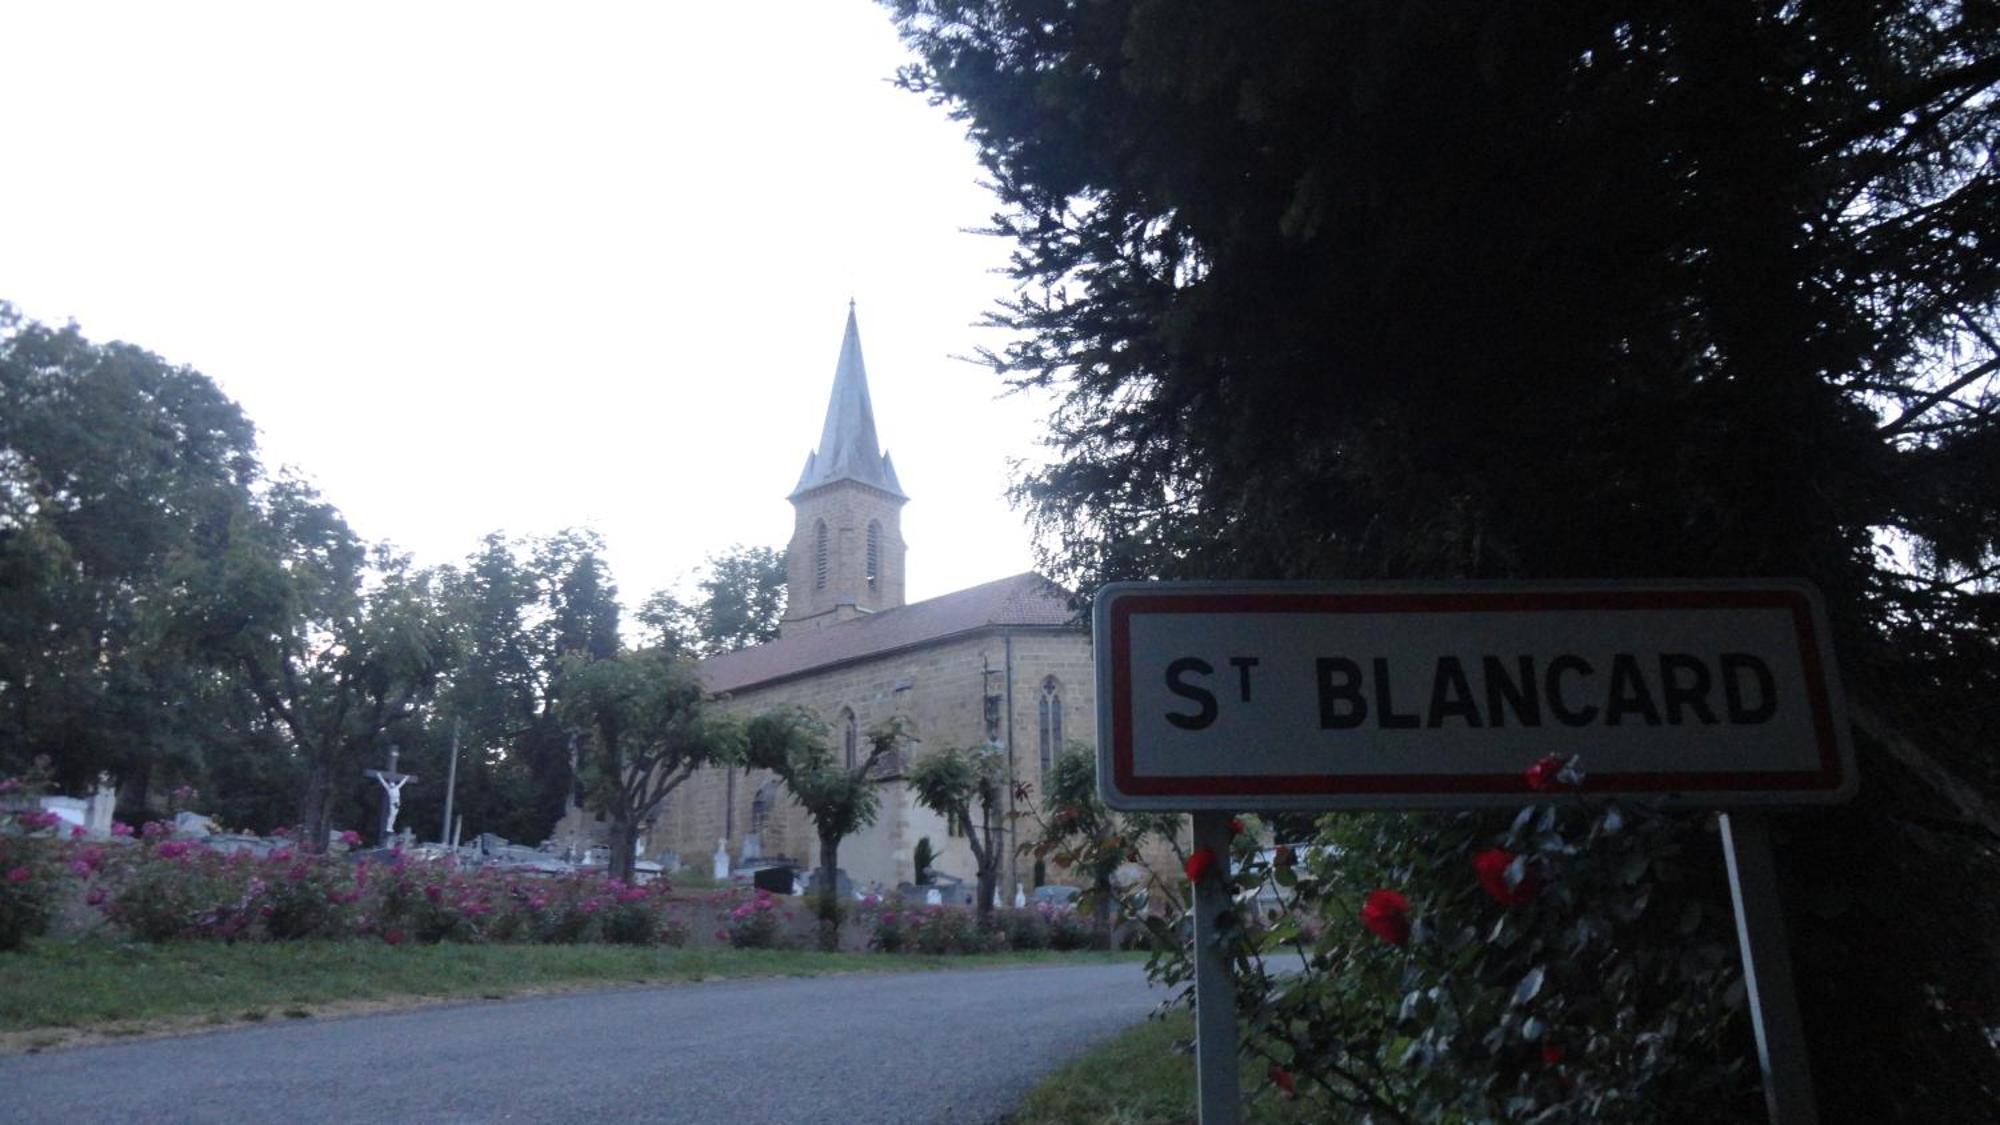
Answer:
[699, 572, 1081, 694]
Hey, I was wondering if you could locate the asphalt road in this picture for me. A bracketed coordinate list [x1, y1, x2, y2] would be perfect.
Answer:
[0, 961, 1159, 1124]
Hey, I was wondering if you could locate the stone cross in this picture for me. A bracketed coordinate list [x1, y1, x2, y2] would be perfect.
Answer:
[362, 746, 418, 846]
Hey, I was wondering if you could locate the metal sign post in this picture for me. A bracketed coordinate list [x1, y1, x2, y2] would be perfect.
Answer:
[1189, 811, 1242, 1125]
[1721, 811, 1820, 1125]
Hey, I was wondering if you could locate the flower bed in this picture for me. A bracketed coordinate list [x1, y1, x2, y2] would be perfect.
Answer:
[7, 782, 1111, 956]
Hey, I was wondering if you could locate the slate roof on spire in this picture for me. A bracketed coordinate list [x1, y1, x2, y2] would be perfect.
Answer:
[790, 305, 908, 500]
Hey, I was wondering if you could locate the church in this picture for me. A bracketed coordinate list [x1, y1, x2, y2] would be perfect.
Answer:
[626, 307, 1097, 895]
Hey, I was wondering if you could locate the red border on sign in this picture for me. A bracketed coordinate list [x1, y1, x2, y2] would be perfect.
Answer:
[1106, 589, 1844, 799]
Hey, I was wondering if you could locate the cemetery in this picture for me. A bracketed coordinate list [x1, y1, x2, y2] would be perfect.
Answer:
[0, 763, 1115, 958]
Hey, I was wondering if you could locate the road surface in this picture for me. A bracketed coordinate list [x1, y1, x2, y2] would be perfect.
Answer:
[0, 961, 1159, 1124]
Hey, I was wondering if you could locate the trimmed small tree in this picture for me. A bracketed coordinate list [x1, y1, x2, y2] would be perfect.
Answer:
[908, 742, 1008, 928]
[559, 650, 743, 883]
[746, 708, 911, 950]
[1032, 745, 1181, 948]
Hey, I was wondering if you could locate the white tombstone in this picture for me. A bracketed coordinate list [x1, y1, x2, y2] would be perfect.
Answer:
[1014, 883, 1026, 908]
[925, 887, 942, 906]
[712, 838, 730, 881]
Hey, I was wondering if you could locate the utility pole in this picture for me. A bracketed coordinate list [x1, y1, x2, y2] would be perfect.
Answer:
[441, 717, 461, 848]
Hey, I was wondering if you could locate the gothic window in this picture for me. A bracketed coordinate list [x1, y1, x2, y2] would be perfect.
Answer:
[866, 520, 882, 591]
[1038, 676, 1063, 775]
[841, 707, 858, 769]
[813, 520, 829, 590]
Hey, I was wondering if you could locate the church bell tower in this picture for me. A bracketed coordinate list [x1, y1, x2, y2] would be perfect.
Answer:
[781, 304, 909, 636]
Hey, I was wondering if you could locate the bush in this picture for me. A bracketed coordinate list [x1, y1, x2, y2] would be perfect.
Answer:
[998, 906, 1051, 951]
[601, 880, 678, 946]
[868, 906, 909, 953]
[907, 906, 1004, 955]
[0, 803, 62, 951]
[1127, 789, 1759, 1121]
[262, 865, 353, 940]
[101, 837, 244, 942]
[724, 890, 789, 949]
[59, 833, 693, 951]
[1047, 910, 1098, 952]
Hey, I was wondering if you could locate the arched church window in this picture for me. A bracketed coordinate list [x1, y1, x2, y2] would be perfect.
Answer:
[866, 520, 882, 592]
[842, 707, 858, 769]
[1038, 676, 1063, 775]
[813, 520, 829, 590]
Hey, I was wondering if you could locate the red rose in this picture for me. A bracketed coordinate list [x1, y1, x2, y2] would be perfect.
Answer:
[1475, 848, 1540, 906]
[1360, 889, 1412, 945]
[1227, 817, 1246, 837]
[1525, 754, 1578, 792]
[1541, 1045, 1566, 1067]
[1274, 845, 1295, 870]
[381, 929, 406, 947]
[1269, 1064, 1298, 1099]
[1184, 846, 1216, 884]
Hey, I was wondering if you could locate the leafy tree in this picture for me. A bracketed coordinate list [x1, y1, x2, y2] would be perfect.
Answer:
[637, 544, 787, 657]
[405, 531, 620, 847]
[0, 304, 262, 797]
[558, 649, 743, 883]
[890, 1, 1998, 1115]
[907, 741, 1009, 926]
[170, 481, 454, 851]
[412, 534, 547, 844]
[746, 709, 911, 949]
[1029, 746, 1180, 948]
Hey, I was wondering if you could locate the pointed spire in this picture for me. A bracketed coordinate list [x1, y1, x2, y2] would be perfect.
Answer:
[790, 305, 908, 500]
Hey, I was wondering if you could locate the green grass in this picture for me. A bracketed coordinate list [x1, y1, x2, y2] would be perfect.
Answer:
[0, 940, 1139, 1041]
[1008, 1009, 1331, 1125]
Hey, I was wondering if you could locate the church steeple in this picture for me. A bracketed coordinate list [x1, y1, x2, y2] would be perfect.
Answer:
[781, 305, 910, 636]
[789, 302, 906, 501]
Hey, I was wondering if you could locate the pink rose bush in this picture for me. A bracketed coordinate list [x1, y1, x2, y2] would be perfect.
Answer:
[29, 831, 697, 948]
[1, 792, 64, 949]
[722, 889, 791, 949]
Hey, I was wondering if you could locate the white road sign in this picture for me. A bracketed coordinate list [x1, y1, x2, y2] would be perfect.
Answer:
[1094, 581, 1853, 810]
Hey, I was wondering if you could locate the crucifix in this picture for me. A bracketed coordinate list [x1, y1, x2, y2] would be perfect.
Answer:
[362, 745, 418, 846]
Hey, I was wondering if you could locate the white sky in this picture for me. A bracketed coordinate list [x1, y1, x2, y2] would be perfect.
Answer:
[0, 0, 1053, 605]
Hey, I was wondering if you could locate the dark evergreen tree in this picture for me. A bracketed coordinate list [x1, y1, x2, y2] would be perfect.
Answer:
[890, 1, 1997, 1116]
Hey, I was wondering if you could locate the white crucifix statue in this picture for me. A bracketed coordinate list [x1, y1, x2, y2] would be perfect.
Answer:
[362, 746, 418, 846]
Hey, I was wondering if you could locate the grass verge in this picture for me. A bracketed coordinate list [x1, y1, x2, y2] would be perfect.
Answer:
[1007, 1008, 1330, 1125]
[0, 940, 1139, 1051]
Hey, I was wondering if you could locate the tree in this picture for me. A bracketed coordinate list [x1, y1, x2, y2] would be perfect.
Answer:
[637, 544, 787, 658]
[1030, 746, 1178, 947]
[411, 530, 623, 847]
[746, 708, 911, 950]
[890, 1, 1998, 1115]
[0, 304, 263, 798]
[559, 649, 743, 883]
[172, 480, 454, 851]
[907, 741, 1008, 926]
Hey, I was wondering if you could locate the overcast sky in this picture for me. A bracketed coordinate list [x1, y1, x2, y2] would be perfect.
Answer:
[1, 0, 1053, 605]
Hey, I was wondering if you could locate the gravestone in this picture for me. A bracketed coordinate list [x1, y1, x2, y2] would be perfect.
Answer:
[752, 866, 799, 895]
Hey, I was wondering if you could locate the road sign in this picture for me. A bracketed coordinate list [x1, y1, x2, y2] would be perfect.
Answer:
[1094, 581, 1852, 811]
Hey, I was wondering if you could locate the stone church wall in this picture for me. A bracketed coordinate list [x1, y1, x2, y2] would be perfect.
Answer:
[643, 626, 1097, 894]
